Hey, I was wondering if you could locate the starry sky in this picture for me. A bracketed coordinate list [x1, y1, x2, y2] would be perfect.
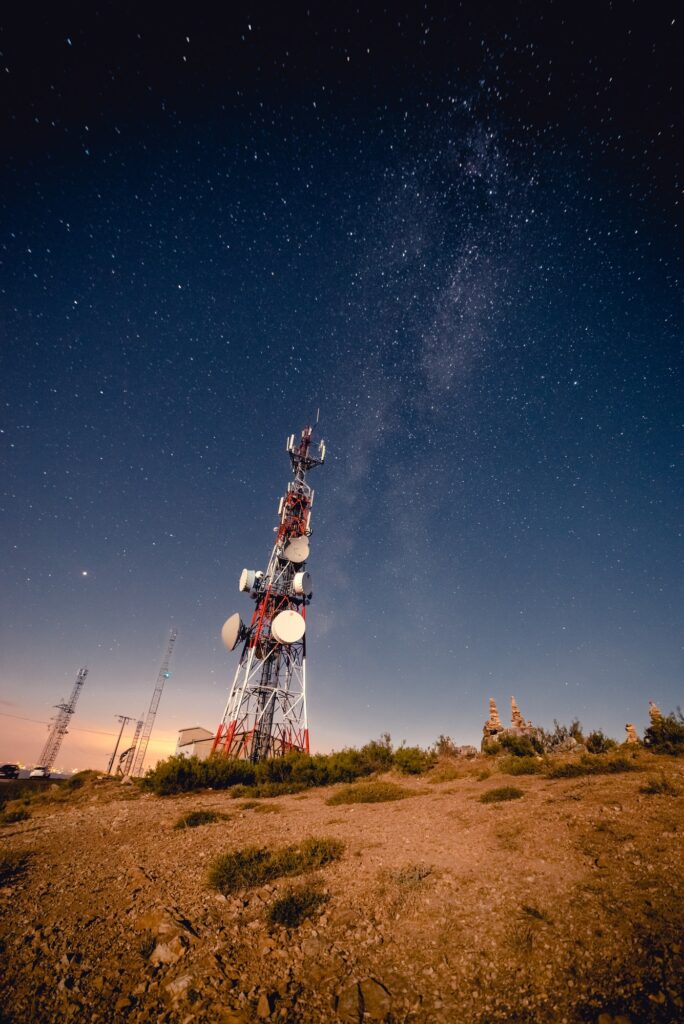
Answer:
[1, 4, 682, 771]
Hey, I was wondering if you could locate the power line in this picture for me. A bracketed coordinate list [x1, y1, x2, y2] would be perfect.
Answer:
[0, 711, 117, 738]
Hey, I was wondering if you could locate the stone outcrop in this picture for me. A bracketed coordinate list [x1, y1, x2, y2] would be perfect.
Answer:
[625, 723, 639, 744]
[510, 696, 531, 731]
[649, 701, 663, 725]
[482, 698, 504, 743]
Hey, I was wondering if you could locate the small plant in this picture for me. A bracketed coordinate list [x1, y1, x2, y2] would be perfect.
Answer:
[208, 836, 344, 894]
[585, 730, 617, 754]
[267, 884, 328, 928]
[428, 762, 462, 784]
[546, 754, 641, 779]
[498, 756, 542, 776]
[480, 786, 524, 804]
[0, 851, 29, 885]
[521, 904, 552, 923]
[0, 808, 31, 824]
[499, 733, 543, 757]
[482, 740, 501, 756]
[174, 809, 226, 829]
[139, 931, 156, 959]
[326, 781, 412, 805]
[640, 774, 680, 796]
[476, 769, 491, 781]
[394, 863, 432, 886]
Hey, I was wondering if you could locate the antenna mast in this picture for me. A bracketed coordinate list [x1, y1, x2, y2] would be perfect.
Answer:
[37, 667, 88, 771]
[119, 716, 144, 777]
[129, 629, 178, 777]
[213, 423, 326, 762]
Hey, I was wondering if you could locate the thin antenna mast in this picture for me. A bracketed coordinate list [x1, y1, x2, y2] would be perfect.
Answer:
[213, 423, 326, 762]
[129, 629, 178, 777]
[119, 717, 144, 777]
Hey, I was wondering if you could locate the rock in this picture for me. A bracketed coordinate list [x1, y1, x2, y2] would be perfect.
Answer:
[359, 978, 391, 1021]
[256, 992, 272, 1018]
[150, 935, 188, 966]
[114, 995, 133, 1012]
[625, 723, 639, 744]
[336, 981, 362, 1023]
[165, 973, 192, 1001]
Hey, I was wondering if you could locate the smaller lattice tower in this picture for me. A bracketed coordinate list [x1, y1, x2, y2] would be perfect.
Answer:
[119, 717, 144, 777]
[36, 667, 88, 771]
[129, 629, 178, 777]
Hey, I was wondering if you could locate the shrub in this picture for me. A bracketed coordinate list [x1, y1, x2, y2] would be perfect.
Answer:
[174, 810, 226, 829]
[585, 731, 617, 754]
[433, 735, 458, 757]
[208, 836, 344, 894]
[393, 746, 435, 775]
[482, 741, 501, 756]
[267, 884, 328, 928]
[499, 733, 544, 757]
[0, 851, 29, 885]
[480, 786, 524, 803]
[67, 770, 100, 790]
[0, 808, 31, 824]
[546, 754, 641, 779]
[537, 719, 584, 752]
[640, 774, 680, 796]
[498, 756, 542, 777]
[644, 711, 684, 755]
[326, 782, 412, 805]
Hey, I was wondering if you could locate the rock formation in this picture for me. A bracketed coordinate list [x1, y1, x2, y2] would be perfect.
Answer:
[625, 723, 639, 744]
[649, 700, 663, 724]
[482, 698, 504, 742]
[510, 696, 530, 730]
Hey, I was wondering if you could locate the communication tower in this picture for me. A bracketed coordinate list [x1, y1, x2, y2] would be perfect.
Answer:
[213, 423, 326, 762]
[119, 717, 144, 777]
[106, 715, 134, 775]
[36, 667, 88, 771]
[129, 629, 178, 777]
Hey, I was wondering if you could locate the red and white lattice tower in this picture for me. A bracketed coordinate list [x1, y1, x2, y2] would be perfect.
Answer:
[213, 423, 326, 762]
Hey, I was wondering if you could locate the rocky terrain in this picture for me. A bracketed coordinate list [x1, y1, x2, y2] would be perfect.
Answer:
[1, 756, 683, 1024]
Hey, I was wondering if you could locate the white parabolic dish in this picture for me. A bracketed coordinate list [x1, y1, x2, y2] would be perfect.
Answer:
[284, 536, 309, 564]
[239, 568, 256, 593]
[271, 609, 306, 644]
[221, 613, 243, 651]
[293, 571, 312, 597]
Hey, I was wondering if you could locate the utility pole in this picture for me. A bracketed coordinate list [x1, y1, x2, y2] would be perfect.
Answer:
[213, 422, 325, 762]
[106, 715, 133, 775]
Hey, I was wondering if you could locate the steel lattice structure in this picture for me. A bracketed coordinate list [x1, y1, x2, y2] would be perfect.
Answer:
[37, 667, 88, 770]
[213, 424, 325, 762]
[119, 717, 144, 777]
[129, 629, 178, 777]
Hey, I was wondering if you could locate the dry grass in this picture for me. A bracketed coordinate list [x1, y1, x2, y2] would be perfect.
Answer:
[480, 786, 524, 804]
[173, 809, 228, 829]
[266, 883, 329, 928]
[208, 836, 344, 894]
[326, 781, 412, 805]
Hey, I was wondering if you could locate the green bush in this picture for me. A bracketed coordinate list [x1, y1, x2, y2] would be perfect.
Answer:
[208, 837, 344, 894]
[480, 787, 524, 803]
[585, 731, 617, 754]
[537, 719, 585, 752]
[393, 746, 435, 775]
[0, 808, 31, 824]
[482, 741, 501, 756]
[546, 753, 641, 779]
[499, 733, 544, 757]
[326, 781, 412, 805]
[644, 712, 684, 755]
[498, 756, 542, 776]
[640, 774, 679, 796]
[267, 884, 328, 928]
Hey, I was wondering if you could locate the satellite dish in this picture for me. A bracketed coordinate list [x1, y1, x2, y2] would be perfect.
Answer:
[239, 568, 256, 593]
[271, 609, 306, 644]
[221, 613, 243, 651]
[284, 536, 309, 564]
[293, 571, 312, 597]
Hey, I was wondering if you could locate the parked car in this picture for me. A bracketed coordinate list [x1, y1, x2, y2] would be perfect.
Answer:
[29, 765, 50, 779]
[0, 763, 20, 779]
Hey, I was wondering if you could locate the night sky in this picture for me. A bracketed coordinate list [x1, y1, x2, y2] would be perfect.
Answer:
[1, 4, 681, 771]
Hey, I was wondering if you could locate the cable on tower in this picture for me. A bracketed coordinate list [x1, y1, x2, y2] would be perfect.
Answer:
[36, 667, 89, 772]
[213, 423, 326, 762]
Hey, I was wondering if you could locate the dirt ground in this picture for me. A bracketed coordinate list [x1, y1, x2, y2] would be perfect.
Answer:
[1, 759, 683, 1024]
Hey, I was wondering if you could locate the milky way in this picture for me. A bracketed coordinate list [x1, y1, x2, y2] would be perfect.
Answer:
[0, 7, 681, 767]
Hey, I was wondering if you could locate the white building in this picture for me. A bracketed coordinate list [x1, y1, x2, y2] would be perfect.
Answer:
[176, 726, 214, 760]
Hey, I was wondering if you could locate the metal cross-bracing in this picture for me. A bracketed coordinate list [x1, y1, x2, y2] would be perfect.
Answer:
[213, 424, 325, 763]
[37, 667, 88, 771]
[119, 717, 144, 777]
[129, 629, 178, 777]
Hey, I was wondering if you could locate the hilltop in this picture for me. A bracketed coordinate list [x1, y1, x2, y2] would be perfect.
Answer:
[1, 750, 683, 1024]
